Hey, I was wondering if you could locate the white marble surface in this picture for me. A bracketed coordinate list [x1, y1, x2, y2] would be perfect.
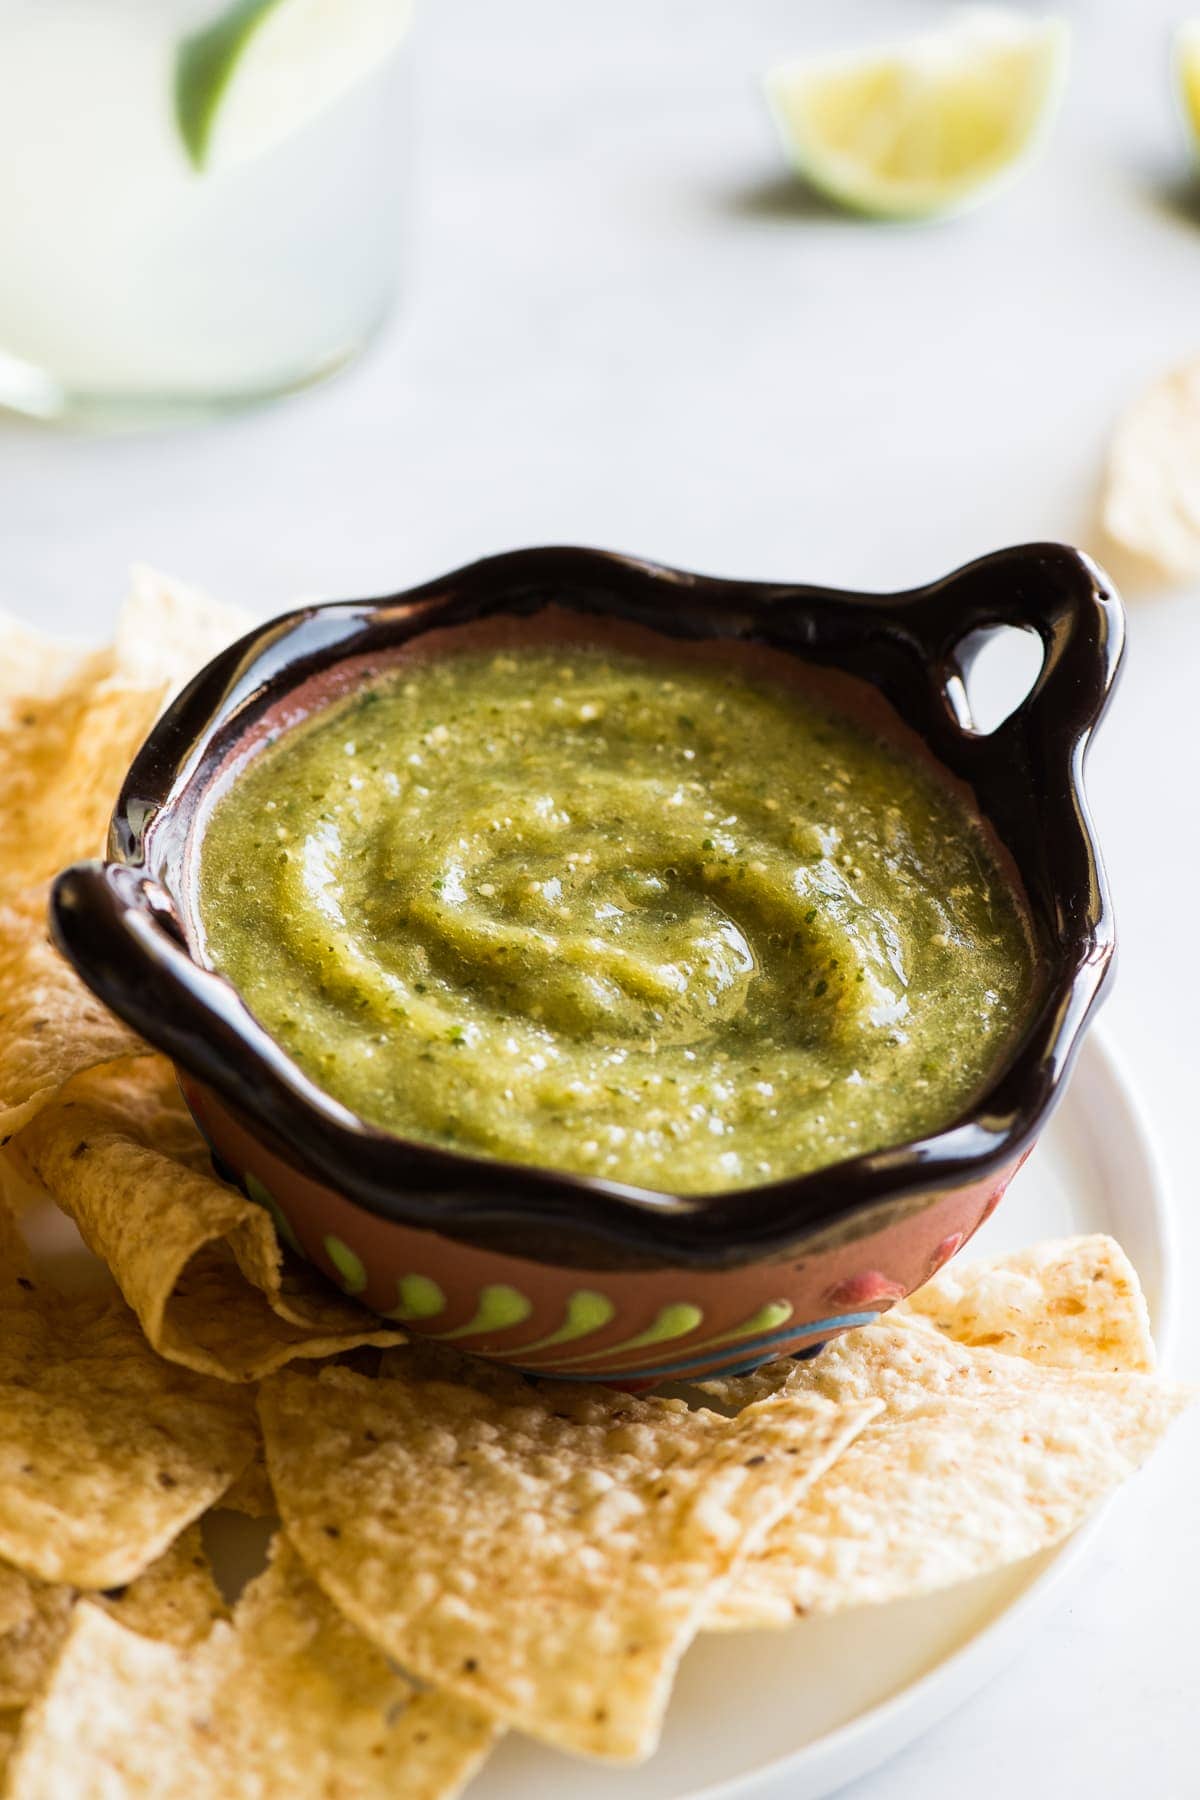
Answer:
[1, 1, 1198, 1793]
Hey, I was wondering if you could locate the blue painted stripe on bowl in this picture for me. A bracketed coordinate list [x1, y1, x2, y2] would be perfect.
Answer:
[716, 1339, 831, 1379]
[511, 1311, 879, 1384]
[609, 1311, 879, 1381]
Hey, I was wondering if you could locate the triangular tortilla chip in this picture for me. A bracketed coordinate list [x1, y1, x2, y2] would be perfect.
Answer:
[10, 1057, 404, 1381]
[710, 1309, 1190, 1629]
[260, 1355, 878, 1761]
[2, 684, 176, 899]
[0, 580, 401, 1380]
[219, 1446, 276, 1520]
[0, 1223, 256, 1587]
[0, 1575, 73, 1713]
[0, 572, 251, 901]
[96, 1522, 228, 1649]
[0, 574, 252, 1138]
[0, 618, 102, 711]
[0, 885, 148, 1143]
[898, 1234, 1155, 1373]
[698, 1234, 1159, 1412]
[1102, 355, 1200, 580]
[0, 1523, 226, 1710]
[112, 565, 252, 696]
[4, 1537, 497, 1800]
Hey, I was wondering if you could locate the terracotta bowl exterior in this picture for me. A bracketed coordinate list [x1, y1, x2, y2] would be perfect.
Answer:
[49, 544, 1123, 1382]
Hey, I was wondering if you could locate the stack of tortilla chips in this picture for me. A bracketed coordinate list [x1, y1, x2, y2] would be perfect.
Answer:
[0, 579, 1189, 1796]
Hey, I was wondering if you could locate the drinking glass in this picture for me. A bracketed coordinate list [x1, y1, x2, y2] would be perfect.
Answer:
[0, 0, 413, 423]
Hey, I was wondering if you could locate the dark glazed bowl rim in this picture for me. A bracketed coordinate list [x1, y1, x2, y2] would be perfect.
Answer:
[50, 542, 1124, 1269]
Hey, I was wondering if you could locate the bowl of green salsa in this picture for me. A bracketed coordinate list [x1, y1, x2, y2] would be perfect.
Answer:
[50, 543, 1123, 1382]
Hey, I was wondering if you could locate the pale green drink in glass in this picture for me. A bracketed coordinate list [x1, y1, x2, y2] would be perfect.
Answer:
[0, 0, 413, 423]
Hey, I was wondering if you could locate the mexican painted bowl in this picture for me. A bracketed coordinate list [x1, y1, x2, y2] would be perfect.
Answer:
[50, 543, 1123, 1384]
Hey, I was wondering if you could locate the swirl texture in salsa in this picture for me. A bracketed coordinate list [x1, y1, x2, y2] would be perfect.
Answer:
[196, 639, 1037, 1193]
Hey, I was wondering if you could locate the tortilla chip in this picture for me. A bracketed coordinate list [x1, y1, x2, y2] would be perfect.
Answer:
[1103, 356, 1200, 579]
[699, 1234, 1158, 1415]
[0, 1709, 20, 1780]
[11, 1057, 404, 1382]
[219, 1447, 276, 1520]
[0, 885, 148, 1142]
[898, 1234, 1155, 1373]
[1, 580, 401, 1381]
[2, 686, 178, 898]
[260, 1356, 878, 1761]
[0, 1569, 33, 1639]
[97, 1523, 228, 1649]
[111, 565, 252, 696]
[0, 572, 251, 898]
[692, 1357, 797, 1412]
[710, 1312, 1190, 1629]
[0, 618, 101, 711]
[0, 1230, 257, 1587]
[223, 1537, 499, 1797]
[0, 1575, 73, 1711]
[5, 1537, 497, 1799]
[0, 1524, 226, 1711]
[0, 574, 253, 1137]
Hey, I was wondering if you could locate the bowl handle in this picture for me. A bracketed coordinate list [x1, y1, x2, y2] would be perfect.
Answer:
[910, 543, 1125, 753]
[49, 861, 313, 1124]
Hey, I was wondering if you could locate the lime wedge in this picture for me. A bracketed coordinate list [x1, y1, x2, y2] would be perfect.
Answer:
[176, 0, 413, 173]
[1173, 22, 1200, 154]
[765, 8, 1069, 220]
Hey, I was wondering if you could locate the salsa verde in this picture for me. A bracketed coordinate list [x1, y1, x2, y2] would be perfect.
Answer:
[196, 639, 1038, 1193]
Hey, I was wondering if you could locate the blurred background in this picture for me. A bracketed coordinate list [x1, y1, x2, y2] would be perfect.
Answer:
[5, 0, 1198, 609]
[1, 1, 1197, 1794]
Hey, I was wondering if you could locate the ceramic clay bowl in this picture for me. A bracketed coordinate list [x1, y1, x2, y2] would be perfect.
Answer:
[50, 543, 1123, 1384]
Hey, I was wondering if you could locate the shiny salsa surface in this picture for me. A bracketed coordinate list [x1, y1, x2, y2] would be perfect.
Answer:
[195, 637, 1039, 1194]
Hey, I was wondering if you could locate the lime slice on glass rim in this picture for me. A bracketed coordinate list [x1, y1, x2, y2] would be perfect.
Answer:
[764, 7, 1069, 220]
[176, 0, 413, 173]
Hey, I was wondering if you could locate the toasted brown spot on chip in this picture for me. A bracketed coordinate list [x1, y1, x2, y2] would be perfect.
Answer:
[898, 1235, 1156, 1375]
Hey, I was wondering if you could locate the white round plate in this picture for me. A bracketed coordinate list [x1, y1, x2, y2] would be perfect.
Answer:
[17, 1031, 1171, 1800]
[471, 1032, 1174, 1800]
